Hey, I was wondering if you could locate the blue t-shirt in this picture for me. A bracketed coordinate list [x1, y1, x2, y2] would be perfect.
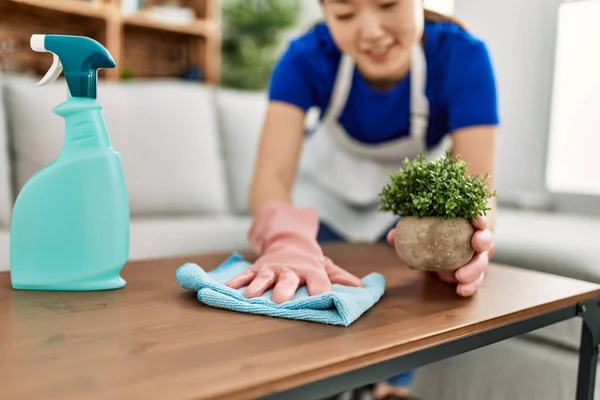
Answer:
[268, 21, 499, 149]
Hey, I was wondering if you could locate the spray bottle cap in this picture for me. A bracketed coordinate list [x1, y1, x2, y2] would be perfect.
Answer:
[30, 34, 116, 99]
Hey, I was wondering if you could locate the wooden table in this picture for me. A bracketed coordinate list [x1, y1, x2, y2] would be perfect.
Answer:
[1, 243, 600, 400]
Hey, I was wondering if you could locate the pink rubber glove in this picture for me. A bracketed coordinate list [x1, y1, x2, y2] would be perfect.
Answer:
[225, 201, 363, 304]
[387, 215, 494, 297]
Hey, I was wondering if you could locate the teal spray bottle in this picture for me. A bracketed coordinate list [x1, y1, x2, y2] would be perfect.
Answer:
[9, 34, 130, 291]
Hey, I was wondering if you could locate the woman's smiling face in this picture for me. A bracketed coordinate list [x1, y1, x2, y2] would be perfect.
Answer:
[321, 0, 422, 84]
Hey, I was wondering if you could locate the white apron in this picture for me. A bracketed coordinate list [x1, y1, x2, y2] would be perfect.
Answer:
[292, 44, 452, 243]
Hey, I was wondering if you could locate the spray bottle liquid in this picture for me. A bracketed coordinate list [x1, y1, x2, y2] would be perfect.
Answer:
[9, 34, 130, 291]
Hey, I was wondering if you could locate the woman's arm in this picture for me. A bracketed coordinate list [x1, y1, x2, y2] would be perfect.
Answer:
[451, 124, 498, 233]
[248, 101, 307, 214]
[229, 100, 363, 302]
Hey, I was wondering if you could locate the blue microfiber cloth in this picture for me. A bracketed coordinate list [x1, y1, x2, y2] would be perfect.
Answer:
[175, 253, 386, 327]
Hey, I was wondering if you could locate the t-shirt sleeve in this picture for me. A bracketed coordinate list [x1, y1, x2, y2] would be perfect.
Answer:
[445, 38, 500, 131]
[268, 41, 318, 112]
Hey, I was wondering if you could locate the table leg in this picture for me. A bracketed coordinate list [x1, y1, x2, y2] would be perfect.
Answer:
[576, 301, 600, 400]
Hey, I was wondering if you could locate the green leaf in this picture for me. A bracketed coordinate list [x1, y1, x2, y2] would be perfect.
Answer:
[378, 151, 496, 219]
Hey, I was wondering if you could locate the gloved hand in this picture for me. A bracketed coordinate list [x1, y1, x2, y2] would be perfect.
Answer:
[225, 201, 363, 303]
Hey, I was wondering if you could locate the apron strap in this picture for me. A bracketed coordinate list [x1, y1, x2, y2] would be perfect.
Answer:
[322, 54, 355, 124]
[321, 44, 429, 140]
[410, 44, 429, 141]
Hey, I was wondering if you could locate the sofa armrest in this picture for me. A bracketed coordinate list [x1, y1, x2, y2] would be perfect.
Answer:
[493, 208, 600, 284]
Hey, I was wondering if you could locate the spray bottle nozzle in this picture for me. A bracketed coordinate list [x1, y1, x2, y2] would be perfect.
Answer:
[31, 34, 116, 99]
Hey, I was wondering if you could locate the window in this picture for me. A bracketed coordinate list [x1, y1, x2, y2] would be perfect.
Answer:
[545, 0, 600, 195]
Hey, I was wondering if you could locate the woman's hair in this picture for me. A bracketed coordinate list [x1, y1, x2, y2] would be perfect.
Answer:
[424, 9, 468, 30]
[315, 1, 469, 31]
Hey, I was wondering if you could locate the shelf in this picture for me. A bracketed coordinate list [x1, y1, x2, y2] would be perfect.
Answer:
[6, 0, 215, 38]
[0, 0, 221, 83]
[5, 0, 110, 19]
[122, 14, 213, 37]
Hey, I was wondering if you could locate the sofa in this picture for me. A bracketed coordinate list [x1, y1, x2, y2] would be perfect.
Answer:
[1, 73, 599, 400]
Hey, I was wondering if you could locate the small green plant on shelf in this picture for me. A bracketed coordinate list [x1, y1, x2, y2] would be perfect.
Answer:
[220, 0, 301, 90]
[379, 152, 497, 273]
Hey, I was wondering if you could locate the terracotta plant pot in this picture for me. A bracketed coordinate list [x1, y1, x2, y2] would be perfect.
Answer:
[393, 216, 475, 272]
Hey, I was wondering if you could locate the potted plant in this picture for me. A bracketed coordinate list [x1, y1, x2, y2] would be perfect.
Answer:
[378, 152, 496, 272]
[220, 0, 300, 90]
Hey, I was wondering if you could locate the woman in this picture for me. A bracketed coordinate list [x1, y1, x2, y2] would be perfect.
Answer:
[226, 0, 498, 398]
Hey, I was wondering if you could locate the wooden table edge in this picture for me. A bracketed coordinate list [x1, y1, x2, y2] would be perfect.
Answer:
[210, 289, 600, 400]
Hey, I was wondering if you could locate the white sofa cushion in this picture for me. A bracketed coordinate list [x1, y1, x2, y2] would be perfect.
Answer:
[494, 208, 600, 283]
[3, 75, 229, 217]
[0, 78, 12, 228]
[215, 88, 268, 214]
[129, 215, 252, 261]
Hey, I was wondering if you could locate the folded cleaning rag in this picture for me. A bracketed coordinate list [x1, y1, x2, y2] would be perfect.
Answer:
[175, 253, 386, 326]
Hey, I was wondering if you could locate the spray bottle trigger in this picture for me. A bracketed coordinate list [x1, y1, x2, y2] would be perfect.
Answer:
[30, 34, 63, 86]
[37, 53, 63, 86]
